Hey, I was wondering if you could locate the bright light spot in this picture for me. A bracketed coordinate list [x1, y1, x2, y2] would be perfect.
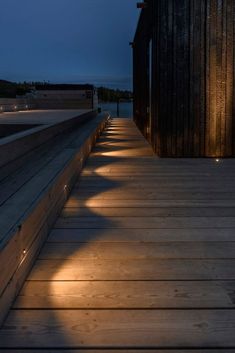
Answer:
[215, 158, 220, 163]
[64, 185, 68, 191]
[23, 249, 26, 255]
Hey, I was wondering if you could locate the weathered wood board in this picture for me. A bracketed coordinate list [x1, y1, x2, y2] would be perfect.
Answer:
[0, 112, 109, 326]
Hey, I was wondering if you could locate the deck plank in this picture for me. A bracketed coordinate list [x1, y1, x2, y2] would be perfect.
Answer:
[14, 280, 235, 308]
[38, 242, 235, 259]
[1, 310, 235, 348]
[28, 259, 235, 280]
[54, 216, 235, 228]
[48, 228, 235, 242]
[61, 206, 235, 217]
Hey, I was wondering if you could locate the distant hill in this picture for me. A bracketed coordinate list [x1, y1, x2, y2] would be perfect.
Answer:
[0, 79, 13, 84]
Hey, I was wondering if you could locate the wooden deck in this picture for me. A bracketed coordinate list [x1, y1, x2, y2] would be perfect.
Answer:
[1, 117, 235, 351]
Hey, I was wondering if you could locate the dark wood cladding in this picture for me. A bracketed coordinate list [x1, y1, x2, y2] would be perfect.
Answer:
[133, 0, 235, 157]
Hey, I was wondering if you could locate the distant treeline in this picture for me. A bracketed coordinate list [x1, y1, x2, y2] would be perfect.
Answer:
[0, 80, 32, 98]
[0, 80, 133, 102]
[98, 87, 133, 102]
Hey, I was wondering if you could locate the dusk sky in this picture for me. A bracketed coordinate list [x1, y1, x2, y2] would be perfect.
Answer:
[0, 0, 140, 90]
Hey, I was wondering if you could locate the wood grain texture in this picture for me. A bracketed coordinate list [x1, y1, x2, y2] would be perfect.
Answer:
[54, 216, 235, 228]
[133, 0, 235, 157]
[38, 242, 235, 260]
[1, 118, 235, 350]
[0, 113, 109, 326]
[1, 309, 235, 348]
[28, 259, 235, 281]
[61, 206, 235, 217]
[65, 198, 235, 208]
[48, 228, 235, 242]
[14, 280, 235, 309]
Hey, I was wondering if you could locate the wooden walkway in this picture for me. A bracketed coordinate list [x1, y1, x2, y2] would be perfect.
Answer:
[1, 117, 235, 351]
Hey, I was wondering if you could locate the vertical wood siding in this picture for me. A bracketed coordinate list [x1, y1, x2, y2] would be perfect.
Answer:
[133, 0, 235, 157]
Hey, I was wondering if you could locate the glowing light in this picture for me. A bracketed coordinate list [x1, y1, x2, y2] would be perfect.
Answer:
[215, 158, 220, 163]
[23, 249, 26, 255]
[64, 185, 68, 191]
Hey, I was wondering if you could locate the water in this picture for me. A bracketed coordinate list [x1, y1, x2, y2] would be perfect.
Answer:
[99, 102, 133, 118]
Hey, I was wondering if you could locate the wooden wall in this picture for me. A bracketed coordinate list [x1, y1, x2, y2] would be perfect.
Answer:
[133, 0, 235, 157]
